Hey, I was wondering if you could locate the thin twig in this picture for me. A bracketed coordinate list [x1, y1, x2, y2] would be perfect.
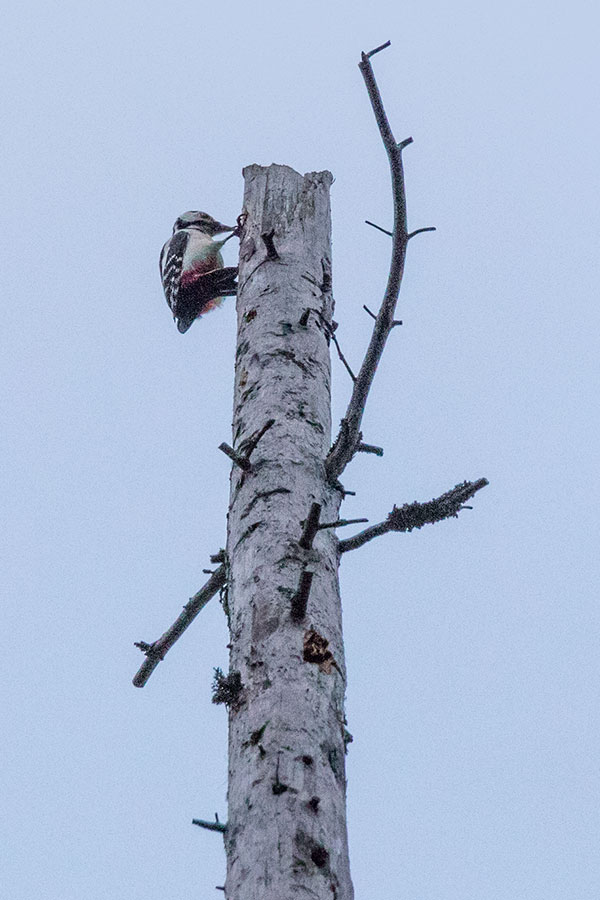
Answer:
[365, 40, 391, 58]
[338, 479, 488, 553]
[365, 220, 393, 236]
[407, 227, 436, 240]
[318, 518, 369, 529]
[326, 43, 415, 481]
[312, 310, 356, 382]
[132, 564, 227, 687]
[363, 305, 377, 320]
[329, 330, 356, 382]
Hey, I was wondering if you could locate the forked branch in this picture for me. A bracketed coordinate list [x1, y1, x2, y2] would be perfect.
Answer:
[338, 479, 488, 553]
[326, 41, 434, 482]
[219, 418, 275, 471]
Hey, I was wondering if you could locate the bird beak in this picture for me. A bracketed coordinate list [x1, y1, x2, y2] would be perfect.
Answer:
[214, 221, 235, 234]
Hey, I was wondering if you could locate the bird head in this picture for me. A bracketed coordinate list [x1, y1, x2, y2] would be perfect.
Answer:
[172, 211, 235, 236]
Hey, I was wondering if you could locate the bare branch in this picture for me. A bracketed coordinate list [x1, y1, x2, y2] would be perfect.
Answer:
[331, 479, 356, 497]
[338, 479, 488, 553]
[238, 418, 276, 458]
[219, 420, 274, 473]
[132, 564, 227, 687]
[329, 330, 356, 382]
[290, 570, 314, 622]
[357, 442, 384, 456]
[299, 502, 322, 550]
[364, 40, 391, 59]
[219, 442, 252, 471]
[365, 220, 393, 237]
[326, 48, 413, 481]
[363, 305, 377, 320]
[407, 227, 437, 240]
[309, 309, 355, 382]
[192, 817, 227, 834]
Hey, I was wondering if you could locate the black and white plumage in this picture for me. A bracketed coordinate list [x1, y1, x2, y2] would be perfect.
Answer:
[159, 211, 238, 333]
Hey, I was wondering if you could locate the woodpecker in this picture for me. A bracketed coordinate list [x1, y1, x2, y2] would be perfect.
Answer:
[160, 211, 238, 333]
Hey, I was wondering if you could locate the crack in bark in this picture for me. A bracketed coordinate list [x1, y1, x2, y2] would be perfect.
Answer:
[234, 520, 264, 549]
[261, 228, 280, 260]
[240, 383, 261, 404]
[236, 339, 250, 359]
[240, 487, 292, 519]
[262, 348, 317, 375]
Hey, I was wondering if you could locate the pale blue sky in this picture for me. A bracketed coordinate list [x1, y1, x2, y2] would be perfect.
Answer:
[2, 1, 599, 898]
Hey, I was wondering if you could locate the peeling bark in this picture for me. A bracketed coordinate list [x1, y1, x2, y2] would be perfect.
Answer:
[225, 164, 353, 900]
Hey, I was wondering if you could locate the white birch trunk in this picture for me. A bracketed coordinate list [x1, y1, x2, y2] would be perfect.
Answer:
[225, 164, 353, 900]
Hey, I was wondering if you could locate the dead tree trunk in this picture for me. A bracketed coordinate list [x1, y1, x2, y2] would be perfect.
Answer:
[224, 164, 353, 900]
[132, 41, 488, 900]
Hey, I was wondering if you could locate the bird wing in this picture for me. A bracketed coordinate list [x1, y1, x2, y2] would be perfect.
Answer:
[159, 230, 189, 315]
[173, 267, 239, 333]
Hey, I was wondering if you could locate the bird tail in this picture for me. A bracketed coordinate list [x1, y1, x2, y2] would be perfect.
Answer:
[176, 316, 195, 333]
